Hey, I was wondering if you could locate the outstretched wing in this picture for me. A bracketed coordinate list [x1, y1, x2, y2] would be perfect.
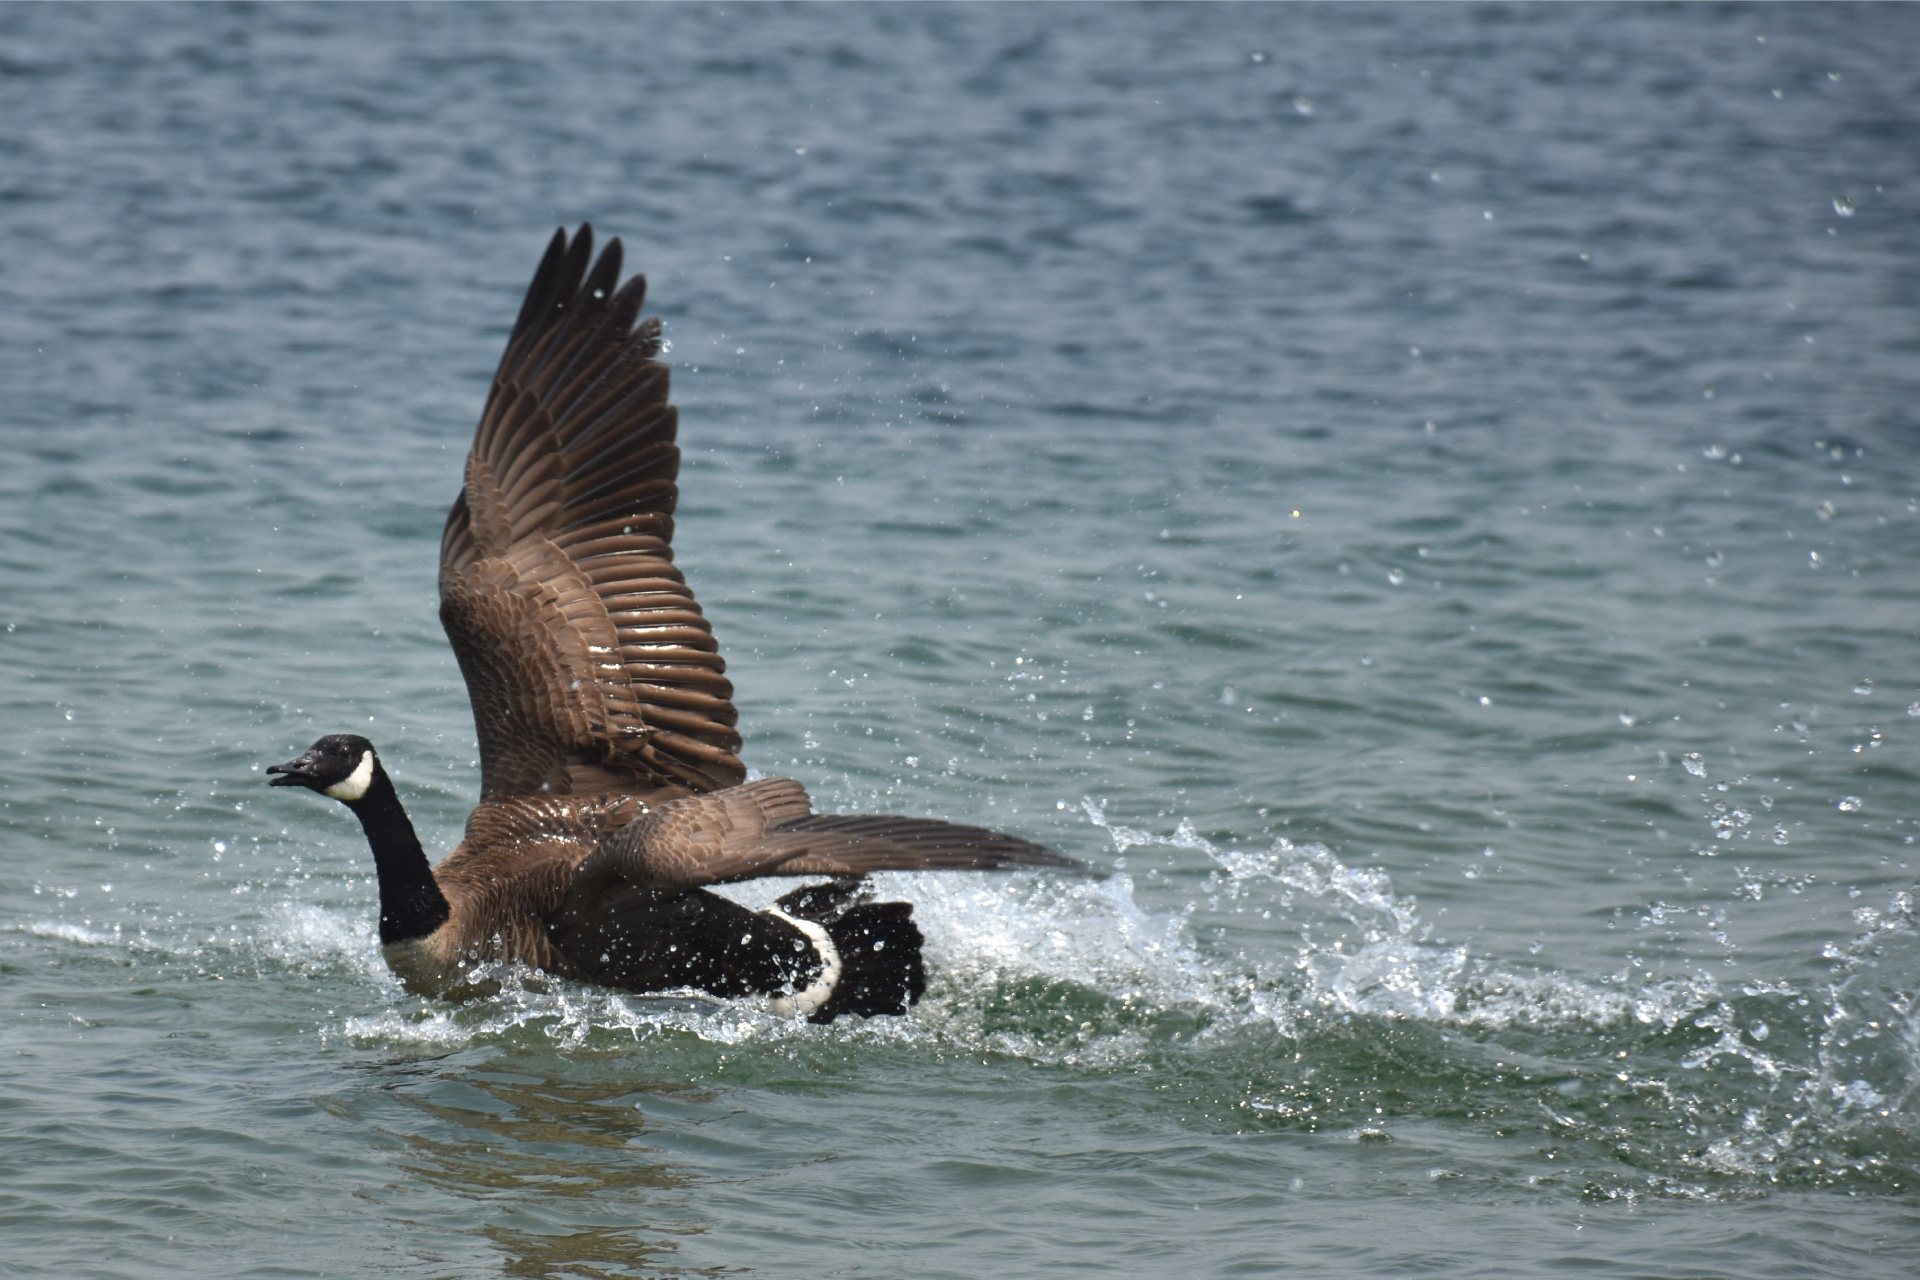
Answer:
[441, 225, 745, 800]
[558, 777, 1088, 903]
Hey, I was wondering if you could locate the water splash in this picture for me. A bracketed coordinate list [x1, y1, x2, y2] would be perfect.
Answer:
[26, 804, 1911, 1198]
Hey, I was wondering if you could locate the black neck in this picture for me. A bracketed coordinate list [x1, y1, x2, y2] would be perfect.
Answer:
[341, 763, 451, 946]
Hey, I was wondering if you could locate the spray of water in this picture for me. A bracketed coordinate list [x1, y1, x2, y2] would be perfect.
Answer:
[21, 802, 1917, 1196]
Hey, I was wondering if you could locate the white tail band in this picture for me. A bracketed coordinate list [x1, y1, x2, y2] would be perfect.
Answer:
[765, 906, 841, 1018]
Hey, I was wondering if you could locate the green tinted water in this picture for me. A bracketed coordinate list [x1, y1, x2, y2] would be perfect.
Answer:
[3, 4, 1918, 1276]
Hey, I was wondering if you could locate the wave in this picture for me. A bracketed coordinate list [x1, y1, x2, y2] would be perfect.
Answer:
[18, 808, 1916, 1197]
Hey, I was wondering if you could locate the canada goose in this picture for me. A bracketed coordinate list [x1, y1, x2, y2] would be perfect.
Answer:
[268, 225, 1081, 1020]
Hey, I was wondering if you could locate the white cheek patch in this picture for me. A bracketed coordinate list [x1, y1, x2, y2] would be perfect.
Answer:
[764, 906, 841, 1018]
[323, 750, 376, 801]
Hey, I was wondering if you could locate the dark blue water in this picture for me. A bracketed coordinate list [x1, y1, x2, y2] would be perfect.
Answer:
[3, 4, 1918, 1276]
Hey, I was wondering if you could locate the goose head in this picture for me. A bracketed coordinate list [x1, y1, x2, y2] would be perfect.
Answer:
[268, 734, 380, 801]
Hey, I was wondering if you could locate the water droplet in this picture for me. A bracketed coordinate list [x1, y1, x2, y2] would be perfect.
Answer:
[1832, 196, 1855, 218]
[1293, 96, 1314, 117]
[1852, 678, 1872, 696]
[1814, 500, 1835, 521]
[1220, 686, 1236, 707]
[1704, 550, 1724, 568]
[1906, 702, 1920, 716]
[1809, 551, 1821, 568]
[1249, 50, 1268, 63]
[1387, 568, 1406, 586]
[1837, 796, 1863, 812]
[1749, 1021, 1770, 1042]
[1703, 444, 1726, 459]
[1618, 713, 1635, 727]
[1682, 752, 1706, 777]
[1478, 695, 1491, 707]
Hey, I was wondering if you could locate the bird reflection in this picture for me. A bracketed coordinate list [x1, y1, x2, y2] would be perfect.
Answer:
[378, 1050, 714, 1276]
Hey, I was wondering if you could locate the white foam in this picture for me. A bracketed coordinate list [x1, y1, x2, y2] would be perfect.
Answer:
[329, 966, 814, 1051]
[1070, 802, 1736, 1042]
[248, 903, 386, 979]
[299, 799, 1918, 1191]
[19, 920, 120, 946]
[332, 819, 1694, 1058]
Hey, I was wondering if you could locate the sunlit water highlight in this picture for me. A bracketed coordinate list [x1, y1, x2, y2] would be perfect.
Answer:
[4, 4, 1919, 1277]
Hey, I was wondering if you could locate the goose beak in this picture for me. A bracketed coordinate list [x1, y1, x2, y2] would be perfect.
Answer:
[267, 756, 319, 787]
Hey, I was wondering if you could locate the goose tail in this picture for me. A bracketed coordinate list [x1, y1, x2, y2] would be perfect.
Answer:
[772, 880, 927, 1023]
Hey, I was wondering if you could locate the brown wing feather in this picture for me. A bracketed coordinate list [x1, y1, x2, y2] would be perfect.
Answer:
[560, 777, 1086, 904]
[442, 225, 745, 800]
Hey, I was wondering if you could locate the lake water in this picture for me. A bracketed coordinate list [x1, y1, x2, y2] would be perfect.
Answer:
[3, 3, 1918, 1275]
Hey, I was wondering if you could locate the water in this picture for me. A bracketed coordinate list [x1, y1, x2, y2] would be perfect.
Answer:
[3, 3, 1918, 1275]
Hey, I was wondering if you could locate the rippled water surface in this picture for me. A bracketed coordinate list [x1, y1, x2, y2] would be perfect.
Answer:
[4, 3, 1919, 1276]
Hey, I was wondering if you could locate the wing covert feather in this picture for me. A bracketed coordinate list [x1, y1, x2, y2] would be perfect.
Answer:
[559, 778, 1086, 909]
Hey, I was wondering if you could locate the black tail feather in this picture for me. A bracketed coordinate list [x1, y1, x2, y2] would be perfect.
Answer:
[814, 902, 925, 1023]
[775, 880, 925, 1023]
[774, 876, 872, 923]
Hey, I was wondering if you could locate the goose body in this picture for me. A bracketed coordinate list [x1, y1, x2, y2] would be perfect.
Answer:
[269, 226, 1079, 1020]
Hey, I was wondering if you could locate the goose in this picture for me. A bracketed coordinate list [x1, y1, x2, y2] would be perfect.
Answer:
[268, 225, 1081, 1021]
